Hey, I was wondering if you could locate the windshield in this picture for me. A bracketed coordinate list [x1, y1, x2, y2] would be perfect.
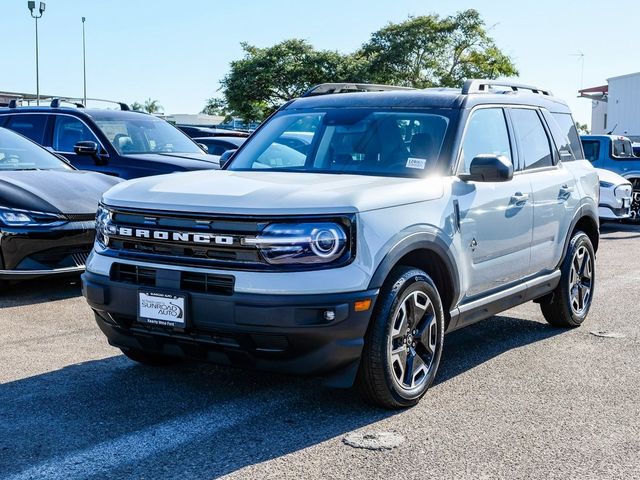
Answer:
[93, 115, 203, 155]
[228, 109, 451, 177]
[0, 128, 72, 171]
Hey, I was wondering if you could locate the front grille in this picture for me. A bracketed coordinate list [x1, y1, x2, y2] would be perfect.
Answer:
[29, 246, 90, 268]
[65, 213, 97, 222]
[111, 263, 235, 295]
[102, 207, 354, 271]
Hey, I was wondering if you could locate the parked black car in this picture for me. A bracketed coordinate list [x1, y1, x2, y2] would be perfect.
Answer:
[0, 127, 121, 281]
[0, 103, 221, 179]
[193, 136, 246, 155]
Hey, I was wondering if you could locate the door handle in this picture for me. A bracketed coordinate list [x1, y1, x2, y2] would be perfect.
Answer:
[559, 184, 574, 200]
[510, 192, 529, 205]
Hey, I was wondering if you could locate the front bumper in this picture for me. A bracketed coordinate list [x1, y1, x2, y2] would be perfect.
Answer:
[82, 270, 378, 387]
[0, 221, 95, 279]
[598, 204, 631, 220]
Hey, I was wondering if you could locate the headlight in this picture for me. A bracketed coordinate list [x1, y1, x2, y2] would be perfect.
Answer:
[0, 207, 65, 227]
[599, 181, 614, 188]
[244, 222, 350, 265]
[95, 204, 115, 247]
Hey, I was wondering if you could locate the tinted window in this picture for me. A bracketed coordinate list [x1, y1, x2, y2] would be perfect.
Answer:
[5, 114, 48, 144]
[229, 109, 451, 177]
[581, 140, 599, 162]
[552, 113, 583, 159]
[53, 116, 99, 152]
[511, 109, 553, 170]
[543, 111, 574, 161]
[459, 108, 512, 173]
[612, 139, 635, 159]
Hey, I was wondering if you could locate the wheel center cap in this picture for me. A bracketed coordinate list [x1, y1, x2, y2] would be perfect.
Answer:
[406, 333, 413, 343]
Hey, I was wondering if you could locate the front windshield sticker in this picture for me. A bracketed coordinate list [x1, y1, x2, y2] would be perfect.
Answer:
[406, 158, 427, 169]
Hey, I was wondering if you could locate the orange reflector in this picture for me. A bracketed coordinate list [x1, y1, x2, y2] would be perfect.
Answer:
[354, 299, 372, 312]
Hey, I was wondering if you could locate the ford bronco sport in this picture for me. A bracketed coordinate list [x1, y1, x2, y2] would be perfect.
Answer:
[82, 80, 599, 408]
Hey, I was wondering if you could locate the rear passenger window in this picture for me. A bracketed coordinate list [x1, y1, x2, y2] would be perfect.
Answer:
[4, 114, 48, 144]
[459, 108, 512, 173]
[582, 141, 599, 162]
[543, 111, 575, 161]
[551, 113, 583, 159]
[53, 116, 99, 152]
[511, 109, 553, 170]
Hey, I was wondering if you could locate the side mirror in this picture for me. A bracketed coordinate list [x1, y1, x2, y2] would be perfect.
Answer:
[74, 141, 109, 166]
[74, 141, 99, 156]
[459, 154, 513, 182]
[198, 143, 208, 153]
[219, 149, 237, 168]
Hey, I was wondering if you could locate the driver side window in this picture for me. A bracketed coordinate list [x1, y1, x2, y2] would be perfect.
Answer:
[53, 116, 99, 152]
[459, 108, 512, 173]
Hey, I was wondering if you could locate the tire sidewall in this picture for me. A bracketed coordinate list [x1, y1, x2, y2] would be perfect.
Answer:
[375, 268, 445, 405]
[561, 232, 596, 325]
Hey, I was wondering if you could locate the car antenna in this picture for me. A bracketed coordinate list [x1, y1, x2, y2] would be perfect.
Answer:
[607, 124, 618, 135]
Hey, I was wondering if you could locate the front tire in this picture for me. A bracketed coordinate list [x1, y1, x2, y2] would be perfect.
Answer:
[540, 231, 595, 327]
[356, 266, 445, 409]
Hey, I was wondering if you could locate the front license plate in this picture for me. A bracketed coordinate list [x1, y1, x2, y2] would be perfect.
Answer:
[138, 291, 187, 328]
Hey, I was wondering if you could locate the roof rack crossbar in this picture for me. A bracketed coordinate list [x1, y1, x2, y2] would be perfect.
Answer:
[462, 79, 552, 96]
[302, 83, 415, 97]
[50, 98, 85, 108]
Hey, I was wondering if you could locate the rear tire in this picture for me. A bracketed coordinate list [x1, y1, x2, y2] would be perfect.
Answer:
[356, 266, 444, 409]
[540, 231, 595, 327]
[120, 348, 181, 366]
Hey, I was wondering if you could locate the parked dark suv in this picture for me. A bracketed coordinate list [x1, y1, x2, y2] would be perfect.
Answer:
[0, 102, 220, 179]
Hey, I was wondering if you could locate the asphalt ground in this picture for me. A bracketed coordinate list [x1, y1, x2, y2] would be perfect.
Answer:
[1, 223, 638, 479]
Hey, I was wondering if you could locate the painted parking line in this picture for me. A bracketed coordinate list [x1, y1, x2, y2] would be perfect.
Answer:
[5, 391, 292, 480]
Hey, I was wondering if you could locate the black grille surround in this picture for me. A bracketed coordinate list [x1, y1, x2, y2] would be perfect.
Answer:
[100, 207, 356, 272]
[65, 213, 97, 222]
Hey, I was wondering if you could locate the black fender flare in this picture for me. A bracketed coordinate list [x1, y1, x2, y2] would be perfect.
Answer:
[367, 228, 461, 306]
[558, 204, 599, 269]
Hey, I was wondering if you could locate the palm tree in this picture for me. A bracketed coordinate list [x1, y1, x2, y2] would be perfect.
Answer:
[143, 98, 163, 114]
[130, 101, 143, 111]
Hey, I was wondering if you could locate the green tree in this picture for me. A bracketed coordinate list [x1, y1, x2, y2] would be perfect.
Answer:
[130, 101, 143, 111]
[142, 98, 163, 114]
[221, 39, 360, 122]
[357, 10, 518, 88]
[575, 122, 590, 134]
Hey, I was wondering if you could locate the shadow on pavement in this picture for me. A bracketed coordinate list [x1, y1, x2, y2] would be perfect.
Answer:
[0, 276, 82, 308]
[0, 314, 564, 479]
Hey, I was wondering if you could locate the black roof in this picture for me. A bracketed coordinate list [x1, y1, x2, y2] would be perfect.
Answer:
[286, 84, 571, 114]
[0, 106, 155, 120]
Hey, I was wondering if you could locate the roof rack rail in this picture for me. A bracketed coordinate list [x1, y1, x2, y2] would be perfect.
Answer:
[462, 79, 552, 96]
[302, 83, 415, 97]
[8, 99, 20, 108]
[50, 98, 85, 108]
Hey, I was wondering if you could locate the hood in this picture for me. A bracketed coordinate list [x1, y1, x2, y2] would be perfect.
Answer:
[124, 152, 220, 169]
[0, 170, 122, 214]
[595, 168, 630, 185]
[102, 170, 444, 215]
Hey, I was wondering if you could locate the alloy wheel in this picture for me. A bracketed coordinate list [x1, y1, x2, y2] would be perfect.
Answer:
[388, 290, 438, 391]
[569, 245, 593, 315]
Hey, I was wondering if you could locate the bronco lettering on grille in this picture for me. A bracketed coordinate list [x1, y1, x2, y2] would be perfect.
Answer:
[115, 227, 234, 246]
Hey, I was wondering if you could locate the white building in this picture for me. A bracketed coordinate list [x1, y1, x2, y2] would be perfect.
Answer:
[579, 72, 640, 141]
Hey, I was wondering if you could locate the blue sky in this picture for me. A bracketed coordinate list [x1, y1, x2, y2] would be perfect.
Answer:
[0, 0, 635, 125]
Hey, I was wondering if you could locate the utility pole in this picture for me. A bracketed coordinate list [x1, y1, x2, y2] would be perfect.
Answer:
[27, 2, 46, 106]
[82, 17, 87, 105]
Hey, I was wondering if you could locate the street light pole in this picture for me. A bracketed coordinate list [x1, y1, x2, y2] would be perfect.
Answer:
[27, 2, 46, 106]
[82, 17, 87, 105]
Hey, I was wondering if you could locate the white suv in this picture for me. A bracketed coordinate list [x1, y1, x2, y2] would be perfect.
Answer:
[83, 81, 599, 408]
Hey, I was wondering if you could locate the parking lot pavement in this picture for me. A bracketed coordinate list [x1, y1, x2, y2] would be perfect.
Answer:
[1, 224, 639, 480]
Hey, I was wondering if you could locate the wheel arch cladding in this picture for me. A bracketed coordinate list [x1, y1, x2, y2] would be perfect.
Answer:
[573, 214, 599, 253]
[368, 233, 459, 321]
